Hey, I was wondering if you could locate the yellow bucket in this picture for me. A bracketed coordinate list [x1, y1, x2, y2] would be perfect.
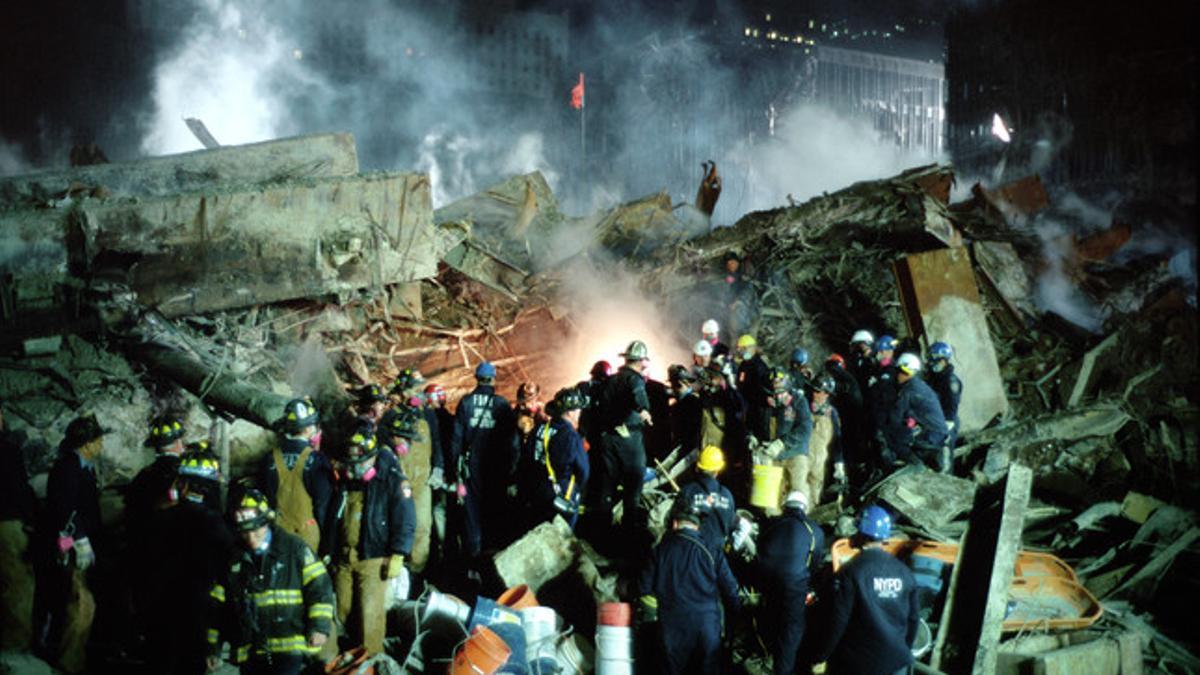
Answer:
[750, 464, 784, 509]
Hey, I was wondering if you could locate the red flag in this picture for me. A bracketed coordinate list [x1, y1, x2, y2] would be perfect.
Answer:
[570, 72, 585, 110]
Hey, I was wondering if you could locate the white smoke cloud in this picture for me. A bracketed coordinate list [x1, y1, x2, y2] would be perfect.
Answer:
[0, 137, 29, 176]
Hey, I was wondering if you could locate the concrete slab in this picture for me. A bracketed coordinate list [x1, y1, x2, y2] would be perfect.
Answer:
[894, 246, 1008, 432]
[493, 517, 577, 593]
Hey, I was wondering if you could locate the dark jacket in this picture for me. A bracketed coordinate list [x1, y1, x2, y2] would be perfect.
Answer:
[738, 354, 772, 441]
[757, 506, 824, 587]
[925, 365, 963, 424]
[639, 527, 740, 620]
[327, 449, 415, 560]
[0, 430, 36, 523]
[576, 375, 609, 449]
[380, 406, 445, 471]
[600, 366, 652, 433]
[432, 406, 455, 464]
[449, 385, 515, 485]
[811, 547, 919, 674]
[125, 453, 180, 535]
[770, 387, 813, 460]
[44, 447, 101, 551]
[889, 376, 948, 449]
[867, 362, 899, 434]
[848, 353, 876, 400]
[519, 417, 589, 511]
[259, 436, 334, 535]
[211, 525, 334, 662]
[699, 387, 748, 457]
[675, 473, 736, 554]
[826, 361, 864, 415]
[670, 389, 703, 455]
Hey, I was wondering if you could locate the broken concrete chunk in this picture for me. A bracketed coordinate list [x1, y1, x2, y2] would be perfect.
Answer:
[493, 517, 577, 592]
[1119, 492, 1166, 525]
[876, 468, 977, 535]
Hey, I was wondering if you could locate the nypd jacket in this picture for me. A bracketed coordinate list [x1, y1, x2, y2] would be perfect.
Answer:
[888, 376, 948, 449]
[449, 385, 515, 484]
[925, 365, 963, 424]
[811, 547, 919, 674]
[209, 525, 334, 662]
[675, 473, 736, 553]
[326, 449, 416, 560]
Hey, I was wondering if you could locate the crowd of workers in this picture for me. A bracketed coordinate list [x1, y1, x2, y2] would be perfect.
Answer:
[0, 312, 964, 675]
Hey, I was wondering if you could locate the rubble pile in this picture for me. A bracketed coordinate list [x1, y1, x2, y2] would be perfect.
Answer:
[1, 132, 1197, 673]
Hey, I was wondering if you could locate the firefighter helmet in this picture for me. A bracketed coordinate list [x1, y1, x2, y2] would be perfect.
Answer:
[552, 386, 587, 413]
[697, 445, 726, 473]
[814, 374, 837, 394]
[392, 368, 426, 394]
[279, 398, 319, 434]
[517, 382, 541, 403]
[355, 384, 388, 405]
[590, 360, 613, 379]
[178, 441, 221, 484]
[897, 352, 922, 375]
[668, 364, 696, 386]
[387, 406, 420, 441]
[424, 383, 447, 403]
[826, 352, 846, 366]
[768, 367, 791, 393]
[621, 340, 650, 361]
[340, 420, 380, 462]
[671, 501, 706, 526]
[144, 415, 185, 448]
[231, 488, 274, 532]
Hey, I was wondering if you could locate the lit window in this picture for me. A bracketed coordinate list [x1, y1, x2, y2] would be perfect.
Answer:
[752, 29, 759, 37]
[832, 30, 838, 37]
[809, 19, 814, 29]
[794, 36, 802, 43]
[744, 27, 751, 36]
[766, 13, 772, 22]
[767, 30, 777, 39]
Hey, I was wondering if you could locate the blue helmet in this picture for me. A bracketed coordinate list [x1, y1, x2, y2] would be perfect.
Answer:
[475, 362, 497, 379]
[790, 348, 810, 367]
[874, 335, 898, 353]
[928, 341, 953, 361]
[859, 504, 893, 540]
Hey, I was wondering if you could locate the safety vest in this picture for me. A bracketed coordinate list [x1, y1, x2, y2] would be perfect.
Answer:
[272, 446, 320, 553]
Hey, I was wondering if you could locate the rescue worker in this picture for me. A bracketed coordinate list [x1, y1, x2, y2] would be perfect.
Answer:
[34, 413, 106, 674]
[423, 383, 454, 567]
[351, 384, 388, 425]
[0, 402, 37, 651]
[758, 368, 813, 506]
[518, 387, 589, 529]
[448, 362, 514, 557]
[847, 329, 876, 396]
[209, 488, 333, 675]
[389, 369, 445, 484]
[825, 353, 865, 477]
[756, 491, 824, 675]
[384, 405, 434, 571]
[736, 334, 772, 443]
[809, 504, 918, 675]
[514, 381, 549, 446]
[325, 421, 415, 656]
[888, 354, 950, 473]
[788, 347, 814, 396]
[719, 251, 754, 338]
[809, 374, 846, 504]
[143, 443, 233, 675]
[867, 335, 900, 468]
[925, 341, 963, 452]
[700, 318, 730, 360]
[639, 503, 741, 674]
[592, 340, 654, 535]
[668, 364, 702, 457]
[126, 415, 186, 541]
[674, 445, 737, 553]
[259, 398, 332, 555]
[692, 339, 714, 371]
[576, 360, 612, 452]
[697, 362, 747, 464]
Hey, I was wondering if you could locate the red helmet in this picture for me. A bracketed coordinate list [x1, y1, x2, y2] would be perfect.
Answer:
[826, 353, 846, 366]
[423, 383, 446, 402]
[590, 360, 613, 379]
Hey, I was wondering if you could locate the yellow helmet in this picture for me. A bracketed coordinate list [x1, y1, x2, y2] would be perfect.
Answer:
[736, 334, 757, 349]
[697, 445, 726, 473]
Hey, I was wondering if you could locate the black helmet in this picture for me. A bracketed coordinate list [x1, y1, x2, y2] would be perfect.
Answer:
[768, 367, 791, 393]
[552, 386, 587, 414]
[671, 501, 705, 526]
[814, 374, 837, 394]
[387, 406, 421, 442]
[355, 384, 388, 405]
[178, 441, 221, 484]
[279, 398, 319, 434]
[230, 488, 273, 532]
[391, 368, 426, 395]
[336, 420, 380, 463]
[668, 364, 696, 386]
[144, 415, 185, 448]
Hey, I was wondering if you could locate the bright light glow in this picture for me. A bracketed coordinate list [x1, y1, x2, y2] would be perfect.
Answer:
[744, 27, 752, 36]
[766, 13, 772, 22]
[991, 112, 1012, 143]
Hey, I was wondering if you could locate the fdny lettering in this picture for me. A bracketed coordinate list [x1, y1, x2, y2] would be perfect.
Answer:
[692, 492, 732, 512]
[873, 577, 904, 599]
[468, 395, 496, 430]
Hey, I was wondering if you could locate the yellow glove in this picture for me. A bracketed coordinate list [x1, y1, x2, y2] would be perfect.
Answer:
[386, 554, 405, 579]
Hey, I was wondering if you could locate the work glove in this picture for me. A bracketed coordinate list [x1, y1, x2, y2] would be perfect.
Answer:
[386, 554, 406, 579]
[615, 424, 631, 439]
[945, 420, 956, 432]
[764, 439, 785, 459]
[746, 435, 761, 451]
[73, 536, 95, 570]
[429, 467, 445, 490]
[307, 632, 328, 649]
[638, 410, 653, 426]
[833, 462, 847, 483]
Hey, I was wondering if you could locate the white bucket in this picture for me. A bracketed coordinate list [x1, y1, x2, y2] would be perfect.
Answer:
[519, 606, 560, 649]
[556, 633, 591, 675]
[595, 625, 633, 674]
[421, 589, 471, 626]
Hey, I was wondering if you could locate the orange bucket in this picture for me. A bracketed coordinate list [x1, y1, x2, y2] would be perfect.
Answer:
[497, 584, 539, 609]
[451, 625, 512, 675]
[596, 602, 631, 627]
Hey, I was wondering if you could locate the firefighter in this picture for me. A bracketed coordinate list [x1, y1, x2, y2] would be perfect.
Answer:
[720, 252, 754, 339]
[700, 318, 730, 360]
[519, 387, 589, 529]
[423, 383, 454, 567]
[756, 490, 825, 675]
[825, 353, 865, 479]
[697, 362, 747, 464]
[383, 405, 434, 572]
[847, 329, 876, 395]
[259, 398, 332, 555]
[867, 335, 900, 469]
[668, 364, 702, 457]
[143, 443, 234, 675]
[325, 421, 415, 656]
[809, 505, 918, 675]
[809, 374, 846, 502]
[514, 382, 549, 444]
[34, 414, 106, 674]
[388, 369, 445, 490]
[351, 384, 389, 425]
[925, 341, 963, 452]
[757, 368, 814, 507]
[448, 362, 514, 557]
[674, 445, 737, 553]
[591, 340, 654, 535]
[126, 415, 186, 540]
[576, 360, 612, 454]
[788, 347, 814, 396]
[639, 503, 741, 675]
[888, 354, 950, 473]
[209, 488, 333, 675]
[736, 334, 772, 444]
[0, 402, 36, 652]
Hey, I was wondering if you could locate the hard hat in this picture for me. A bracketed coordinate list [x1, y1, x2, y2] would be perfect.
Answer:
[814, 374, 837, 394]
[790, 347, 810, 367]
[475, 362, 497, 379]
[783, 490, 809, 511]
[768, 366, 791, 392]
[279, 398, 319, 434]
[178, 441, 221, 483]
[697, 445, 726, 473]
[693, 340, 713, 358]
[668, 364, 696, 386]
[736, 334, 757, 349]
[144, 415, 185, 448]
[64, 414, 107, 449]
[826, 352, 846, 366]
[392, 368, 426, 393]
[552, 386, 587, 413]
[621, 340, 650, 361]
[517, 382, 541, 402]
[897, 352, 922, 375]
[874, 335, 898, 353]
[423, 383, 447, 403]
[928, 341, 954, 361]
[858, 504, 893, 540]
[355, 384, 388, 405]
[850, 329, 874, 346]
[387, 406, 420, 441]
[701, 319, 720, 336]
[590, 360, 613, 379]
[231, 488, 274, 532]
[671, 501, 706, 526]
[340, 420, 380, 461]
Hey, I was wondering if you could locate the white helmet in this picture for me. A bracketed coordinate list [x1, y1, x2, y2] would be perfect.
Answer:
[784, 490, 809, 511]
[693, 340, 713, 358]
[897, 352, 922, 375]
[701, 319, 720, 338]
[850, 329, 874, 345]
